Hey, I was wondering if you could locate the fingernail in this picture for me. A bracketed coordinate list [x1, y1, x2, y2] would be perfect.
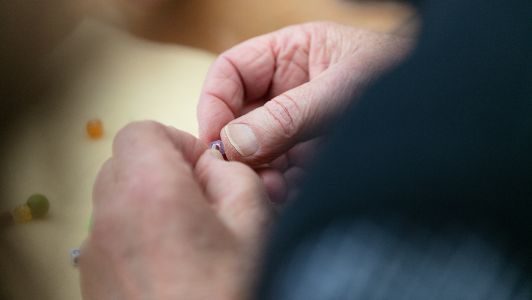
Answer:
[224, 124, 259, 157]
[208, 149, 224, 160]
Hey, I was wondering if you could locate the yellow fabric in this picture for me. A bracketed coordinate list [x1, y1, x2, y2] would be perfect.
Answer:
[0, 19, 214, 299]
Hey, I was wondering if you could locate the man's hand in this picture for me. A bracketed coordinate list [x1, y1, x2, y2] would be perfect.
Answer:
[79, 121, 273, 300]
[198, 22, 412, 202]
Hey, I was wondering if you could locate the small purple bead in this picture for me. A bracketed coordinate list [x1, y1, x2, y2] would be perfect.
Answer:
[70, 248, 81, 267]
[209, 140, 226, 156]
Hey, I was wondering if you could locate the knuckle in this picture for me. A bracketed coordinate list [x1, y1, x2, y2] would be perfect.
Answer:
[302, 21, 336, 36]
[305, 21, 334, 30]
[122, 169, 155, 196]
[263, 94, 302, 138]
[113, 121, 165, 148]
[120, 167, 173, 204]
[121, 161, 192, 206]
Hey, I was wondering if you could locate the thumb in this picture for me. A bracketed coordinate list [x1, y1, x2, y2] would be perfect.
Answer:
[220, 66, 359, 165]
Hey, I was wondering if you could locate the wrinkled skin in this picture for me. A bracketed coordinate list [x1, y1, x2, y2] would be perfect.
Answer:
[80, 22, 412, 299]
[80, 121, 273, 300]
[198, 22, 412, 202]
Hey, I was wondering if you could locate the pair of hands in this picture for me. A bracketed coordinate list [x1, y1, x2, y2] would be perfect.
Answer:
[80, 22, 411, 299]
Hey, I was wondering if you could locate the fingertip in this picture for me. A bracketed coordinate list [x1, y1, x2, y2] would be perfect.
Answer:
[219, 98, 306, 166]
[207, 149, 224, 161]
[163, 126, 208, 163]
[221, 123, 273, 166]
[196, 148, 225, 174]
[220, 125, 246, 162]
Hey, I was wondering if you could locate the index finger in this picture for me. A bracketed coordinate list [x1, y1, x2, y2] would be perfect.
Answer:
[112, 121, 206, 172]
[197, 34, 276, 142]
[99, 121, 208, 211]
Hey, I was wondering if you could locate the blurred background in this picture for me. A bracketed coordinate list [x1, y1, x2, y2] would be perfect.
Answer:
[0, 0, 415, 299]
[0, 0, 415, 123]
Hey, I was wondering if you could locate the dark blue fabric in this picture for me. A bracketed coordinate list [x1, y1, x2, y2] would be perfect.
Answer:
[258, 0, 532, 298]
[267, 220, 531, 299]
